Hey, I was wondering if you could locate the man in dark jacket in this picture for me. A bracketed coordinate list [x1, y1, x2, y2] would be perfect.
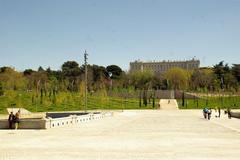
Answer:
[8, 112, 15, 129]
[203, 107, 208, 119]
[218, 107, 221, 118]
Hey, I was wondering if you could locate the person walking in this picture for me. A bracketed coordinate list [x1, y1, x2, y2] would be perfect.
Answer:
[8, 112, 15, 129]
[207, 108, 212, 120]
[14, 110, 20, 129]
[203, 107, 208, 119]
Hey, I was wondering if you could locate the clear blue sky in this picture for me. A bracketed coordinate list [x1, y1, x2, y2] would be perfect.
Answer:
[0, 0, 240, 71]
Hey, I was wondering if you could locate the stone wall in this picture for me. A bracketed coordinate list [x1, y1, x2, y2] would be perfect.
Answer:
[0, 118, 46, 129]
[0, 112, 113, 129]
[46, 113, 106, 129]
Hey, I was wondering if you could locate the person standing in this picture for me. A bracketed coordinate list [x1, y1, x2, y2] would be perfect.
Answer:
[8, 112, 15, 129]
[14, 110, 20, 129]
[214, 107, 218, 118]
[207, 108, 212, 120]
[227, 108, 231, 119]
[218, 107, 221, 118]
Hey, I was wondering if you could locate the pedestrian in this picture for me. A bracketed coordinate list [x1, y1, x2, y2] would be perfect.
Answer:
[214, 107, 218, 118]
[218, 107, 221, 118]
[203, 107, 208, 119]
[8, 112, 15, 129]
[207, 108, 212, 120]
[226, 108, 231, 119]
[14, 110, 20, 129]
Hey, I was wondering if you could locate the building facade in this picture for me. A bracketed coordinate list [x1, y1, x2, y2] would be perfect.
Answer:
[129, 59, 200, 74]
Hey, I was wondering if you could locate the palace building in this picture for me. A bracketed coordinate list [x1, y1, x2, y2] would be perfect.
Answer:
[129, 59, 200, 74]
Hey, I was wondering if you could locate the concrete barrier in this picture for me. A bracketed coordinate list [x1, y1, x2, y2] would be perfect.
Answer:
[0, 118, 46, 129]
[225, 110, 240, 119]
[46, 112, 111, 129]
[0, 112, 113, 129]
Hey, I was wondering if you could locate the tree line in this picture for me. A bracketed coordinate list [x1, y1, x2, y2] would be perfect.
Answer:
[0, 60, 240, 97]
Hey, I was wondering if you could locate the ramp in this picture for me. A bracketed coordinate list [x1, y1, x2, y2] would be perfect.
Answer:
[7, 108, 31, 115]
[159, 99, 179, 110]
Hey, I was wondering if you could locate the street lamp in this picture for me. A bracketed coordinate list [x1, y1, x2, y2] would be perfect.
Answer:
[108, 72, 113, 110]
[108, 72, 113, 90]
[84, 50, 88, 113]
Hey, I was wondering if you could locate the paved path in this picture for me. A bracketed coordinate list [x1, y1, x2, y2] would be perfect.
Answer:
[1, 110, 240, 160]
[159, 99, 179, 110]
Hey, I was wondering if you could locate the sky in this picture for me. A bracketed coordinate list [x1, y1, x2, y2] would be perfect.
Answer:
[0, 0, 240, 71]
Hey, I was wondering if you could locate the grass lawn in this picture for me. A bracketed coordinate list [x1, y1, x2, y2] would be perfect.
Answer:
[0, 90, 157, 114]
[2, 90, 240, 114]
[177, 96, 240, 109]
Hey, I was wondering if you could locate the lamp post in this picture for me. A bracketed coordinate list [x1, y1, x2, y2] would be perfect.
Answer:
[108, 72, 113, 109]
[108, 72, 113, 90]
[220, 74, 224, 109]
[84, 50, 88, 113]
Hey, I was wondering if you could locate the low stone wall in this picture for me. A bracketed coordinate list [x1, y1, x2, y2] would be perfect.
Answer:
[46, 112, 89, 119]
[0, 112, 113, 129]
[228, 111, 240, 119]
[0, 118, 46, 129]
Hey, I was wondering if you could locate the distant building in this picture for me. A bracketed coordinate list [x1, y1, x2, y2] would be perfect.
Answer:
[129, 59, 200, 74]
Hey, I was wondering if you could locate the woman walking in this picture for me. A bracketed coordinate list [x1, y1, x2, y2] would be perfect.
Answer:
[14, 110, 20, 129]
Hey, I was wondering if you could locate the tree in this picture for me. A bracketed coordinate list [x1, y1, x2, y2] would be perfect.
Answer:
[213, 61, 231, 89]
[62, 61, 81, 77]
[23, 69, 35, 76]
[62, 61, 82, 91]
[92, 65, 107, 82]
[130, 70, 154, 107]
[223, 73, 237, 91]
[106, 65, 123, 79]
[143, 90, 148, 106]
[152, 74, 164, 90]
[190, 68, 215, 91]
[182, 91, 185, 107]
[0, 82, 4, 96]
[232, 64, 240, 82]
[0, 67, 26, 90]
[0, 67, 12, 73]
[152, 93, 155, 108]
[130, 70, 154, 89]
[213, 61, 230, 79]
[38, 66, 45, 72]
[164, 67, 189, 90]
